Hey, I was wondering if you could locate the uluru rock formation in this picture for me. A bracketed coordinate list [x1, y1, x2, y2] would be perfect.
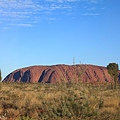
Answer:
[3, 64, 120, 83]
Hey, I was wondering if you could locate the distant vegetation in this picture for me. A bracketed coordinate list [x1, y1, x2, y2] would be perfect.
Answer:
[0, 69, 2, 82]
[107, 63, 119, 89]
[0, 82, 120, 120]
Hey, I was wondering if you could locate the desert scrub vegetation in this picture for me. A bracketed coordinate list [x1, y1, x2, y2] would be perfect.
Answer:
[0, 82, 120, 120]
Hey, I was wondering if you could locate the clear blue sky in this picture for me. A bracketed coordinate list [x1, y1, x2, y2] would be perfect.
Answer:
[0, 0, 120, 79]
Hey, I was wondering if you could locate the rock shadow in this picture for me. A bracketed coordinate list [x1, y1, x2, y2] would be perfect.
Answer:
[13, 71, 21, 82]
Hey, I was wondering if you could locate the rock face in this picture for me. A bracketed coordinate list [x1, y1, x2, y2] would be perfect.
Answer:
[3, 64, 119, 83]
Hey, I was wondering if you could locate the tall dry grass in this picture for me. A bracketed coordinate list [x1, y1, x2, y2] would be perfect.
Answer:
[0, 82, 120, 120]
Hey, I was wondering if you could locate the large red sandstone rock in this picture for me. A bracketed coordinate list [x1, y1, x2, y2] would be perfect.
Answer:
[3, 64, 120, 83]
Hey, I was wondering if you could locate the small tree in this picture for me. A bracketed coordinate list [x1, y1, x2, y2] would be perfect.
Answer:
[107, 63, 119, 89]
[0, 69, 2, 82]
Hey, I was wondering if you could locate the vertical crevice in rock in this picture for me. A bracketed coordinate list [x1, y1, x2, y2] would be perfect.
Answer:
[91, 67, 99, 81]
[21, 70, 31, 82]
[38, 70, 46, 82]
[13, 71, 21, 82]
[47, 71, 55, 83]
[100, 67, 107, 82]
